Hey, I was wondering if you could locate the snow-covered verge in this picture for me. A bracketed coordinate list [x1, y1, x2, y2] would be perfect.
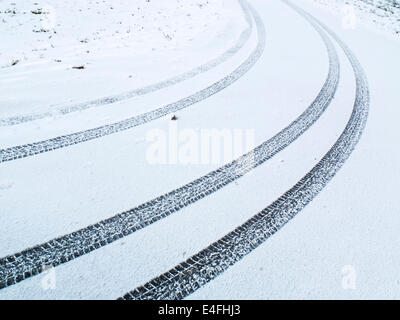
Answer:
[308, 0, 400, 38]
[0, 0, 248, 117]
[0, 0, 245, 68]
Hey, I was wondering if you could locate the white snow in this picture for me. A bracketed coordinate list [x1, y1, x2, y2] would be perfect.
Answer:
[0, 180, 13, 190]
[308, 0, 400, 39]
[0, 0, 246, 116]
[0, 0, 399, 300]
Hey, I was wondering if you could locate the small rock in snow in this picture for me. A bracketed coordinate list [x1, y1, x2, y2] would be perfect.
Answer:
[0, 181, 14, 190]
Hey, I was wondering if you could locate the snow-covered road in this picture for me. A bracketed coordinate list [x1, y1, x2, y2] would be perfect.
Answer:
[0, 0, 399, 299]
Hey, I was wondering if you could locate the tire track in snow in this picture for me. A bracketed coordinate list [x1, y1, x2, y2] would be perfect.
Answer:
[0, 0, 253, 128]
[0, 2, 341, 291]
[0, 0, 264, 164]
[119, 1, 369, 300]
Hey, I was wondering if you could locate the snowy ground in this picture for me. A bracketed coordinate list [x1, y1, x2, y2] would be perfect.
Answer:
[0, 0, 399, 300]
[309, 0, 400, 38]
[0, 0, 246, 116]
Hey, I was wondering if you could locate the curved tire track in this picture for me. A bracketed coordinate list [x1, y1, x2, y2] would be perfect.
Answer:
[0, 1, 264, 164]
[0, 0, 253, 128]
[0, 2, 340, 291]
[119, 1, 369, 301]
